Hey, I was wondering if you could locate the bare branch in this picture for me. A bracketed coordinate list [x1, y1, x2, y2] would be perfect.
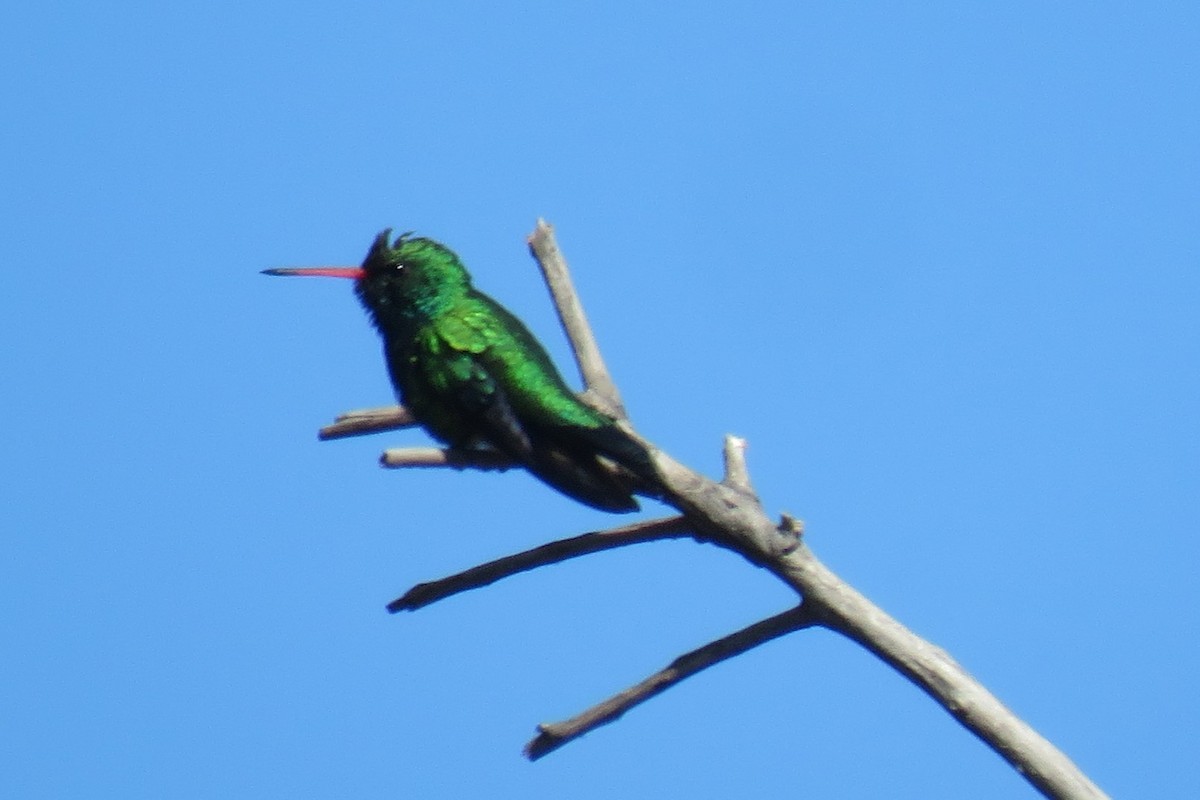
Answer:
[811, 546, 1104, 799]
[319, 405, 418, 440]
[528, 219, 626, 419]
[777, 512, 803, 541]
[388, 516, 691, 612]
[721, 434, 753, 493]
[525, 604, 819, 760]
[315, 223, 1107, 799]
[380, 447, 514, 471]
[647, 450, 1108, 800]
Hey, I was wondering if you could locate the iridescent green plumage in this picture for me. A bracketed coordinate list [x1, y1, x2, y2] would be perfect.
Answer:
[277, 229, 652, 512]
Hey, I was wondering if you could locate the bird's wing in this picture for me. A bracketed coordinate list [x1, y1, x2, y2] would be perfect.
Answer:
[421, 316, 534, 459]
[427, 312, 640, 512]
[437, 304, 656, 481]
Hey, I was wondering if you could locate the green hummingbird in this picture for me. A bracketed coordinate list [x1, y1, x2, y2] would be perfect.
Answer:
[264, 229, 654, 512]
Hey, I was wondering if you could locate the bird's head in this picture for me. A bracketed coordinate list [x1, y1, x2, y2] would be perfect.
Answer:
[263, 229, 473, 327]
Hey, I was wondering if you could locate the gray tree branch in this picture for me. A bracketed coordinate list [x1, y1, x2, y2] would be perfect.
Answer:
[319, 405, 417, 440]
[525, 603, 819, 759]
[528, 218, 627, 420]
[318, 222, 1107, 800]
[387, 515, 692, 612]
[379, 446, 514, 471]
[649, 444, 1104, 799]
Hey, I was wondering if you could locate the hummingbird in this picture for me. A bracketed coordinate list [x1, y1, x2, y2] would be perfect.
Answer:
[264, 229, 655, 512]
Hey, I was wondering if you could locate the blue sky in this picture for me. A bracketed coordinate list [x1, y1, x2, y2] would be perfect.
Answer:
[3, 2, 1197, 797]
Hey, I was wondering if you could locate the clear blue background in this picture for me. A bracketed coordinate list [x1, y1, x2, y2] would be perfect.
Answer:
[3, 2, 1196, 797]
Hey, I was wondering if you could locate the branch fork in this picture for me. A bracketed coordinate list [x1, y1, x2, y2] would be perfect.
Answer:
[308, 219, 1106, 800]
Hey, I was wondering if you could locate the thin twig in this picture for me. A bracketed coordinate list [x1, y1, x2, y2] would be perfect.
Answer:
[380, 447, 514, 471]
[721, 434, 753, 493]
[528, 219, 626, 419]
[525, 604, 818, 760]
[388, 516, 691, 612]
[777, 513, 804, 543]
[319, 405, 418, 440]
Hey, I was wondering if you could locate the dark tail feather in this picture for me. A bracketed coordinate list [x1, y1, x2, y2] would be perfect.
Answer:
[573, 423, 660, 494]
[527, 445, 640, 513]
